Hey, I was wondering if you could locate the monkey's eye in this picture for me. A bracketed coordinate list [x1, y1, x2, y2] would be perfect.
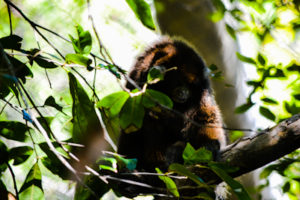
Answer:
[172, 86, 190, 103]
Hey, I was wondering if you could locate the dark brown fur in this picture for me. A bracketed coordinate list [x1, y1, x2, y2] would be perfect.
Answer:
[118, 38, 226, 171]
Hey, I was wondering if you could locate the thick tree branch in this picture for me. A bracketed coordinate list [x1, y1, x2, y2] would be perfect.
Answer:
[219, 113, 300, 178]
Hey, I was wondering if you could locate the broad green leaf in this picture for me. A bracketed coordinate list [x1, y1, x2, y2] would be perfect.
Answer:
[261, 97, 278, 105]
[28, 49, 58, 69]
[9, 146, 33, 165]
[0, 35, 22, 50]
[208, 64, 218, 72]
[69, 25, 92, 54]
[0, 121, 30, 141]
[68, 72, 101, 143]
[259, 106, 276, 121]
[120, 95, 145, 133]
[19, 185, 44, 200]
[147, 66, 165, 83]
[209, 164, 251, 200]
[19, 162, 44, 199]
[156, 168, 179, 197]
[293, 94, 300, 101]
[235, 102, 254, 114]
[143, 89, 173, 109]
[97, 91, 130, 117]
[182, 143, 213, 165]
[126, 0, 156, 30]
[236, 52, 256, 65]
[65, 53, 92, 67]
[169, 163, 207, 188]
[230, 131, 244, 143]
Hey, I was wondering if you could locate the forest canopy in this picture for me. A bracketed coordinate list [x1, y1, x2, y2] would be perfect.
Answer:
[0, 0, 299, 199]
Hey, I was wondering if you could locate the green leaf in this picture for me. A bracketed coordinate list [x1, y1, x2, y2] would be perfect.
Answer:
[68, 72, 101, 143]
[147, 66, 165, 83]
[69, 25, 92, 54]
[8, 146, 33, 165]
[99, 64, 123, 79]
[169, 163, 208, 188]
[225, 24, 236, 40]
[156, 168, 179, 197]
[19, 162, 44, 200]
[126, 0, 156, 30]
[0, 35, 22, 50]
[119, 95, 145, 133]
[209, 163, 251, 200]
[287, 64, 300, 72]
[259, 106, 276, 121]
[208, 64, 218, 72]
[28, 49, 58, 69]
[236, 52, 256, 65]
[19, 185, 44, 200]
[235, 102, 254, 114]
[257, 53, 266, 66]
[97, 91, 130, 117]
[261, 97, 278, 105]
[44, 96, 64, 112]
[143, 89, 173, 109]
[65, 53, 92, 67]
[99, 157, 118, 172]
[182, 143, 213, 165]
[99, 108, 120, 147]
[0, 121, 30, 141]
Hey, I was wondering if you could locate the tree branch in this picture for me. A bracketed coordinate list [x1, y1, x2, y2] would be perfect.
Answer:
[219, 113, 300, 178]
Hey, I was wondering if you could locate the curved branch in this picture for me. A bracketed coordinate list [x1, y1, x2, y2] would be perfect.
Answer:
[219, 113, 300, 178]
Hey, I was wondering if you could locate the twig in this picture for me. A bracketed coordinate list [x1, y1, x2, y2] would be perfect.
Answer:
[6, 162, 19, 200]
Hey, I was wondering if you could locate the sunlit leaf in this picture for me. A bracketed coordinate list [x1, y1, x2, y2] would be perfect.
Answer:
[156, 168, 179, 197]
[69, 25, 92, 54]
[97, 91, 130, 117]
[259, 106, 276, 121]
[126, 0, 156, 30]
[143, 89, 173, 109]
[236, 52, 256, 65]
[183, 143, 213, 165]
[65, 53, 92, 67]
[19, 162, 44, 199]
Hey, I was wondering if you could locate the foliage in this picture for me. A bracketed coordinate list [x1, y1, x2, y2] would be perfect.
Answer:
[0, 0, 299, 199]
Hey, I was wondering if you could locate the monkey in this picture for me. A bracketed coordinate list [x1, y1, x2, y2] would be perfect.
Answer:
[117, 37, 226, 172]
